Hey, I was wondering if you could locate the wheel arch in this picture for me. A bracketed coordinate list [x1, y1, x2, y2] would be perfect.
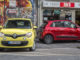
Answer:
[44, 33, 55, 40]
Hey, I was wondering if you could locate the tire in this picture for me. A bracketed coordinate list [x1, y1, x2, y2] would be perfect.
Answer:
[44, 35, 54, 44]
[39, 38, 43, 42]
[3, 48, 9, 52]
[0, 48, 9, 52]
[0, 48, 4, 51]
[29, 41, 36, 51]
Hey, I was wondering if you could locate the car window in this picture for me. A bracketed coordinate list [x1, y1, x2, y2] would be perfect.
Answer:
[64, 21, 76, 28]
[4, 20, 31, 29]
[51, 21, 65, 27]
[64, 21, 71, 27]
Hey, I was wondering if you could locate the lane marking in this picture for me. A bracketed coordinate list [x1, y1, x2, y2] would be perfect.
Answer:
[0, 48, 80, 56]
[0, 52, 80, 56]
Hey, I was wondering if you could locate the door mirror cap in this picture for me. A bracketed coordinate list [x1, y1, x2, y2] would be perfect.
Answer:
[34, 26, 37, 29]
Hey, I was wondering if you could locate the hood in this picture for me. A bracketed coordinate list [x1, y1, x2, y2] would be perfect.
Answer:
[1, 29, 32, 35]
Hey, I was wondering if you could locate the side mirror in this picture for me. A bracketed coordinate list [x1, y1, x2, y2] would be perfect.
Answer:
[0, 26, 2, 29]
[34, 26, 37, 29]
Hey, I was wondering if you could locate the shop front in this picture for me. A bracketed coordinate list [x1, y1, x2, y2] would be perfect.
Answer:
[76, 11, 80, 25]
[0, 0, 36, 25]
[75, 2, 80, 25]
[41, 1, 80, 26]
[43, 9, 72, 21]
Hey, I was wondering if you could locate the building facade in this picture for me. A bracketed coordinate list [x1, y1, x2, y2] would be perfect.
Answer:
[37, 0, 80, 27]
[0, 0, 37, 25]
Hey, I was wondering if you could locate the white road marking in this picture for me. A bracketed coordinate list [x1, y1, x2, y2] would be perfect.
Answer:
[0, 53, 80, 56]
[0, 52, 80, 56]
[0, 48, 80, 56]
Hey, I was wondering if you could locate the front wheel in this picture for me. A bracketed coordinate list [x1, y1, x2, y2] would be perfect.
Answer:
[29, 41, 36, 51]
[0, 48, 9, 52]
[44, 35, 54, 44]
[0, 48, 4, 51]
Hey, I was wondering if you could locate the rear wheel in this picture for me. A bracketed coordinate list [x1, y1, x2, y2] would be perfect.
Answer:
[29, 41, 36, 51]
[44, 35, 54, 44]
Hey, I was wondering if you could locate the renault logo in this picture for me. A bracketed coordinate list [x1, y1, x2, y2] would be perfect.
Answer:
[13, 33, 17, 39]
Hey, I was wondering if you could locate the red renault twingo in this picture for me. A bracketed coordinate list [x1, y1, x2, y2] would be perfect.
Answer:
[39, 20, 80, 44]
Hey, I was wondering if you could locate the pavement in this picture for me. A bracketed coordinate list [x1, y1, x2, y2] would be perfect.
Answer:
[0, 40, 80, 60]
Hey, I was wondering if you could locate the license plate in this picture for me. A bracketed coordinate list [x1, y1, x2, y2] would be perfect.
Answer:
[8, 41, 21, 44]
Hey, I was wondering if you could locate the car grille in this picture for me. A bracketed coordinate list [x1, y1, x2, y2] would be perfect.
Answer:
[2, 41, 28, 46]
[5, 34, 26, 39]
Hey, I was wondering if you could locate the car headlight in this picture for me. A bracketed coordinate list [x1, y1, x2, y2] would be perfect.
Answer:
[26, 32, 32, 38]
[0, 32, 4, 37]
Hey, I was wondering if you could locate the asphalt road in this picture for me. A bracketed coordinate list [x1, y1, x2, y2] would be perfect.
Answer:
[0, 40, 80, 60]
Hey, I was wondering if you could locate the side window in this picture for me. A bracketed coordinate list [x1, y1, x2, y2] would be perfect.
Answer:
[51, 21, 65, 27]
[64, 21, 76, 28]
[64, 21, 71, 28]
[51, 22, 56, 27]
[70, 23, 76, 28]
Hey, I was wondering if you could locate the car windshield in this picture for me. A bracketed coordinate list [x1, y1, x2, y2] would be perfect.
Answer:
[4, 20, 31, 29]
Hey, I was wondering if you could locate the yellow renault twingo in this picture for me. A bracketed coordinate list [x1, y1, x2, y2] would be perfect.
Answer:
[0, 18, 37, 51]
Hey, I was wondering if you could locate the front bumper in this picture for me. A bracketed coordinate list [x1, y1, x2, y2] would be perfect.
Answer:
[0, 37, 34, 48]
[2, 41, 28, 46]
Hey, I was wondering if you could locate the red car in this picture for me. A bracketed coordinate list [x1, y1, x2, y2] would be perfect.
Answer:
[39, 20, 80, 44]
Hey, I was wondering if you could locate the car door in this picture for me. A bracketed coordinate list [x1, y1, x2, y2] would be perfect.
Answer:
[76, 26, 80, 40]
[50, 21, 69, 40]
[50, 21, 78, 40]
[63, 21, 78, 40]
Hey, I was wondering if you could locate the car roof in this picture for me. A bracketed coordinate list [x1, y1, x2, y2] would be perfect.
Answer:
[48, 20, 71, 22]
[8, 18, 31, 21]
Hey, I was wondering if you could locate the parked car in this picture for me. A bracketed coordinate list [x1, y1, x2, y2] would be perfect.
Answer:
[39, 20, 80, 44]
[0, 18, 37, 51]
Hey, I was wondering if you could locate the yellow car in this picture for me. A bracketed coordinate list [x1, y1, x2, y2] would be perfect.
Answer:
[0, 18, 37, 51]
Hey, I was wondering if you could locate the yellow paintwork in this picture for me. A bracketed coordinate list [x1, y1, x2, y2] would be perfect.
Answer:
[0, 18, 36, 48]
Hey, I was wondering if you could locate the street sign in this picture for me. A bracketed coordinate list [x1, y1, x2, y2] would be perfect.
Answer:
[43, 1, 60, 7]
[60, 2, 74, 8]
[75, 2, 80, 8]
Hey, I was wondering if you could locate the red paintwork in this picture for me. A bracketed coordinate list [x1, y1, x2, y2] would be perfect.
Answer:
[40, 20, 80, 40]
